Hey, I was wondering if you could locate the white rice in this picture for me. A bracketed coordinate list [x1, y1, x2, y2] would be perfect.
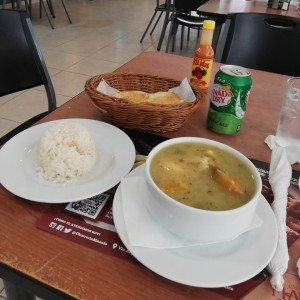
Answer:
[36, 122, 97, 183]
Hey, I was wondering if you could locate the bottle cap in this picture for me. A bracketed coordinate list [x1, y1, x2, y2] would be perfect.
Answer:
[203, 20, 215, 30]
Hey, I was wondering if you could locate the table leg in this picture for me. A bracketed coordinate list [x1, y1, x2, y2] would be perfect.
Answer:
[0, 263, 73, 300]
[3, 280, 35, 300]
[212, 22, 222, 53]
[214, 17, 231, 62]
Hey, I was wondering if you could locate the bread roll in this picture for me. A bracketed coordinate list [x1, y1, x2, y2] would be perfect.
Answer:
[113, 90, 149, 103]
[113, 90, 185, 105]
[149, 92, 184, 104]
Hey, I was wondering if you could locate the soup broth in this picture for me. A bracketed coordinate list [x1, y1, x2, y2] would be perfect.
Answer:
[150, 142, 256, 211]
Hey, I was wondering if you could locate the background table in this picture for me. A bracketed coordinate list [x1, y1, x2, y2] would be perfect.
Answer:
[198, 0, 300, 18]
[0, 52, 299, 300]
[197, 0, 300, 55]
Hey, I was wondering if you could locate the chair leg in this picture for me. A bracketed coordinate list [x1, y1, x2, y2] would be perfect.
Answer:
[172, 22, 178, 52]
[140, 10, 158, 43]
[40, 0, 55, 29]
[166, 18, 175, 53]
[28, 0, 32, 18]
[24, 0, 32, 19]
[61, 0, 72, 24]
[157, 1, 172, 51]
[150, 10, 163, 35]
[46, 0, 55, 17]
[39, 0, 42, 18]
[180, 25, 184, 50]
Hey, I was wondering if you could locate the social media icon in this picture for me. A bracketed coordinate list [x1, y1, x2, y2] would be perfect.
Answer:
[56, 225, 64, 231]
[49, 222, 57, 228]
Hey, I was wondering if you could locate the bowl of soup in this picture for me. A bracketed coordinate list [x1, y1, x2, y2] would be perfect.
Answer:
[144, 137, 262, 243]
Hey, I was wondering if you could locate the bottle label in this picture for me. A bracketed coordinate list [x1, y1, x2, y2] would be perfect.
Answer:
[210, 83, 233, 107]
[207, 108, 243, 135]
[190, 57, 213, 90]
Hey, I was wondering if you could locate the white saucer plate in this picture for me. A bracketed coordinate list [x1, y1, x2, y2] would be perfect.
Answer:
[113, 165, 278, 288]
[0, 119, 136, 203]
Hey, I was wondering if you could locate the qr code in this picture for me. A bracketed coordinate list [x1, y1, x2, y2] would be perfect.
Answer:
[65, 193, 110, 220]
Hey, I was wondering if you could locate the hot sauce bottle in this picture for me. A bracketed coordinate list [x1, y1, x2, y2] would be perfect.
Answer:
[190, 20, 215, 91]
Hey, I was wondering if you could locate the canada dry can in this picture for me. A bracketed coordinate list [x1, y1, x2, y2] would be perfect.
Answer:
[207, 65, 252, 135]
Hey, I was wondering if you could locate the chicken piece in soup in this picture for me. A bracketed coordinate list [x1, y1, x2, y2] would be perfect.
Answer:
[150, 142, 256, 211]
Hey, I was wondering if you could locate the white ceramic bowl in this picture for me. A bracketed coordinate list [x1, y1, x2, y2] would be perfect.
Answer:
[145, 137, 262, 243]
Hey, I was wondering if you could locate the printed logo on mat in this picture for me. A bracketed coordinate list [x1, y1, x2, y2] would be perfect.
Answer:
[65, 193, 110, 220]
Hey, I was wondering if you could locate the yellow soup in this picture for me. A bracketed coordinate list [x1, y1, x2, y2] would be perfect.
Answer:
[150, 142, 256, 211]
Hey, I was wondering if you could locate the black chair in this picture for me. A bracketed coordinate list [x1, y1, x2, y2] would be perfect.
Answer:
[0, 9, 56, 145]
[1, 0, 30, 16]
[218, 12, 300, 76]
[1, 0, 28, 9]
[165, 0, 209, 53]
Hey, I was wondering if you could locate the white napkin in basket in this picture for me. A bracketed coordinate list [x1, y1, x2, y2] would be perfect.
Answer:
[265, 135, 300, 291]
[96, 79, 119, 95]
[120, 176, 262, 249]
[168, 77, 196, 102]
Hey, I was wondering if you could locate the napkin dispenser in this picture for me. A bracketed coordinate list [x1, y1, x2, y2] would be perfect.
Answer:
[268, 0, 291, 10]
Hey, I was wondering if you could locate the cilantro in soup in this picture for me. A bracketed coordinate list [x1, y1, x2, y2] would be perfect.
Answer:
[150, 142, 256, 211]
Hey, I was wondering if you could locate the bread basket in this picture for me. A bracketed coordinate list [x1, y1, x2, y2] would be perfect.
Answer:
[85, 72, 204, 133]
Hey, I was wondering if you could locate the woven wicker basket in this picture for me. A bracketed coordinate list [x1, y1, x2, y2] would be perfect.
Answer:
[85, 72, 204, 133]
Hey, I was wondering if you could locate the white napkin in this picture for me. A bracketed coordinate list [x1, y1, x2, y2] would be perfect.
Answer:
[121, 176, 262, 249]
[96, 79, 119, 95]
[168, 77, 196, 102]
[266, 135, 300, 168]
[265, 135, 300, 291]
[96, 78, 196, 101]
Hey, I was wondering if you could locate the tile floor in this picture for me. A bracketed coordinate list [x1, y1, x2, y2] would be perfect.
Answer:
[0, 0, 199, 298]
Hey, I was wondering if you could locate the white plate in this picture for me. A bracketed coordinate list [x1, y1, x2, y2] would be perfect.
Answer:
[0, 119, 135, 203]
[113, 165, 278, 288]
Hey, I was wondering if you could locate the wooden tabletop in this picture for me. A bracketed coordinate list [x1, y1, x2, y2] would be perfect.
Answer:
[0, 52, 298, 300]
[197, 0, 300, 19]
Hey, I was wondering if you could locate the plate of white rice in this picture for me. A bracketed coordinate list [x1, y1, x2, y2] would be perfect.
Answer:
[0, 119, 136, 203]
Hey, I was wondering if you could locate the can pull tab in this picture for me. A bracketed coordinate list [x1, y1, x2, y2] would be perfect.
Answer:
[264, 17, 297, 29]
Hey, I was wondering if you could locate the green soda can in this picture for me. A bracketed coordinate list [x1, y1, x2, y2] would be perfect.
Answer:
[207, 65, 252, 135]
